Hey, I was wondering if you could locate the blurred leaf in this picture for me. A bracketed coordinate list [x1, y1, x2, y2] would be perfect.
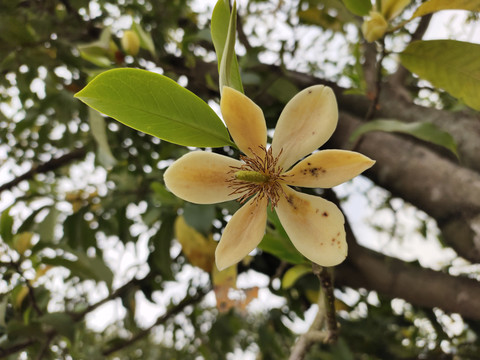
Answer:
[13, 232, 33, 255]
[183, 203, 216, 234]
[37, 206, 60, 243]
[400, 40, 480, 111]
[42, 250, 113, 288]
[212, 0, 244, 93]
[132, 22, 156, 56]
[411, 0, 480, 18]
[282, 264, 312, 289]
[148, 213, 175, 280]
[267, 78, 299, 104]
[38, 312, 75, 341]
[341, 0, 372, 16]
[0, 207, 14, 245]
[75, 68, 235, 147]
[174, 216, 216, 272]
[151, 181, 181, 206]
[89, 108, 116, 168]
[350, 119, 459, 157]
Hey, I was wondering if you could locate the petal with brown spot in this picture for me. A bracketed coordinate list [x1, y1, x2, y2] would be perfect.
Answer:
[283, 150, 375, 188]
[276, 186, 347, 266]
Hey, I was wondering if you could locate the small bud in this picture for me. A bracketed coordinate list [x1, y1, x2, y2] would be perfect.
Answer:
[121, 30, 140, 56]
[362, 11, 388, 43]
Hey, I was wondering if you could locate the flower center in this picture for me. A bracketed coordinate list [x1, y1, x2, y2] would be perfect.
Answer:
[227, 145, 286, 208]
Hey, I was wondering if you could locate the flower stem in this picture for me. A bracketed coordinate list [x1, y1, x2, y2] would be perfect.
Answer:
[313, 263, 339, 343]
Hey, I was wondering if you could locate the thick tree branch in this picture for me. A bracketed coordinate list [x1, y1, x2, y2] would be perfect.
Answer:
[330, 111, 480, 263]
[337, 220, 480, 321]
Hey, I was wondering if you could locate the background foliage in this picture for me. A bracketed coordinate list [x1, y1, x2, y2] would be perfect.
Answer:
[1, 0, 480, 359]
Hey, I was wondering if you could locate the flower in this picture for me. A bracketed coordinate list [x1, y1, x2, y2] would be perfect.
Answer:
[164, 86, 375, 270]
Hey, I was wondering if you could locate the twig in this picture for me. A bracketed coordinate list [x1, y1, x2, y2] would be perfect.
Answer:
[365, 40, 387, 121]
[314, 265, 339, 343]
[102, 286, 210, 356]
[0, 146, 87, 195]
[289, 267, 329, 360]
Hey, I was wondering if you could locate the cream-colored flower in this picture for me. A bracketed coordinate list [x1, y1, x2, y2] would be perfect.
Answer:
[164, 86, 375, 270]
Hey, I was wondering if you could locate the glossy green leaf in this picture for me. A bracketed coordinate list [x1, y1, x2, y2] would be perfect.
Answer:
[282, 264, 312, 289]
[400, 40, 480, 111]
[350, 119, 459, 157]
[211, 0, 244, 93]
[341, 0, 372, 16]
[75, 68, 235, 148]
[411, 0, 480, 18]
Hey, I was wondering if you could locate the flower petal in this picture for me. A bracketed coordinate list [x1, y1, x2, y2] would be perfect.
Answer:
[215, 196, 268, 270]
[271, 85, 338, 170]
[283, 150, 375, 188]
[221, 86, 267, 158]
[164, 151, 242, 204]
[276, 186, 347, 266]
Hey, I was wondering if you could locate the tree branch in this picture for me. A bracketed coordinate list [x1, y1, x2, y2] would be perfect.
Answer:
[0, 147, 87, 195]
[337, 219, 480, 321]
[102, 286, 209, 356]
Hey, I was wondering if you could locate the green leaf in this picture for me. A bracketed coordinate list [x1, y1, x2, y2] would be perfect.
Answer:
[259, 209, 306, 265]
[349, 119, 459, 157]
[183, 203, 216, 234]
[75, 68, 235, 148]
[341, 0, 372, 16]
[38, 313, 75, 341]
[148, 213, 175, 281]
[411, 0, 480, 18]
[89, 108, 116, 168]
[132, 22, 156, 56]
[282, 264, 312, 289]
[211, 0, 244, 93]
[43, 251, 113, 288]
[0, 207, 14, 245]
[400, 40, 480, 111]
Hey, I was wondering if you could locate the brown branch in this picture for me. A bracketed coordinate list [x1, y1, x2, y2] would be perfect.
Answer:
[289, 279, 329, 360]
[102, 286, 209, 356]
[315, 266, 338, 343]
[0, 147, 87, 195]
[330, 111, 480, 263]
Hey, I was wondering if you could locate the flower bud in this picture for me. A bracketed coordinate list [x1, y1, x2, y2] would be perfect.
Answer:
[362, 11, 388, 43]
[121, 30, 140, 56]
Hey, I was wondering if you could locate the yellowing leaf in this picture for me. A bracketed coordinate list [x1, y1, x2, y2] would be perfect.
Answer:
[174, 216, 216, 272]
[400, 40, 480, 111]
[411, 0, 480, 18]
[13, 232, 33, 255]
[282, 264, 312, 289]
